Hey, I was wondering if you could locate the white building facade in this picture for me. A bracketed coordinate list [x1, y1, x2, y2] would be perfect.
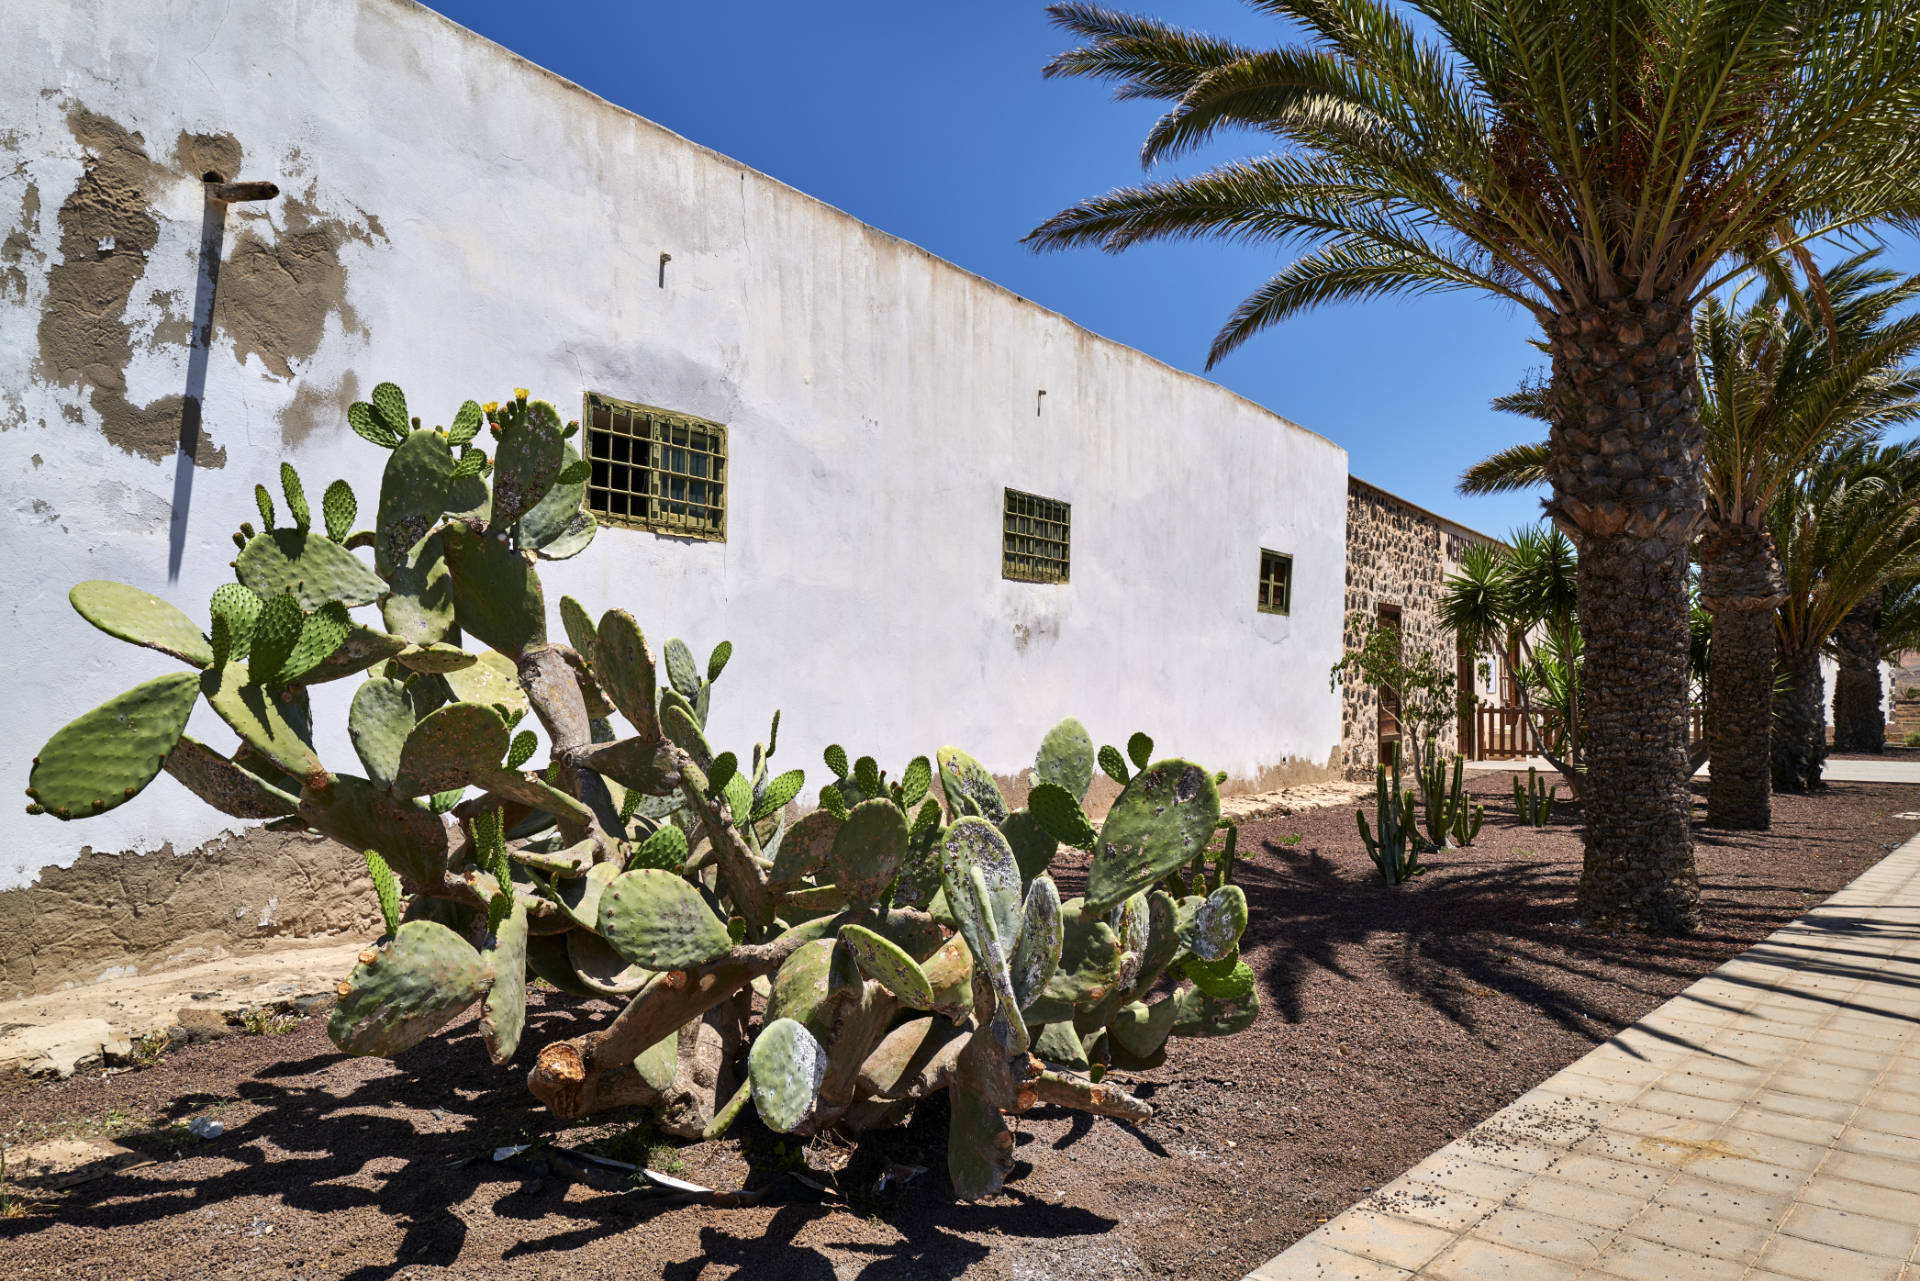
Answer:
[0, 0, 1352, 990]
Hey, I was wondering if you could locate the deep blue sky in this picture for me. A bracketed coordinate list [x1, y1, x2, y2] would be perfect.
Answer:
[424, 0, 1920, 538]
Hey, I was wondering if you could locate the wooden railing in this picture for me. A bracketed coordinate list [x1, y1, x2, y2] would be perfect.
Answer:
[1467, 704, 1704, 760]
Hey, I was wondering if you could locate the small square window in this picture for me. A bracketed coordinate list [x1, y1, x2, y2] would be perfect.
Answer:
[1002, 488, 1070, 584]
[583, 393, 727, 541]
[1258, 549, 1292, 615]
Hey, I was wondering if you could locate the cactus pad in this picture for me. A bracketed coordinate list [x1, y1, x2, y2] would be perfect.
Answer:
[629, 822, 689, 872]
[328, 920, 492, 1056]
[749, 1016, 827, 1134]
[480, 900, 529, 1063]
[349, 677, 415, 789]
[830, 799, 910, 902]
[395, 703, 509, 796]
[236, 529, 387, 611]
[28, 673, 201, 820]
[765, 938, 862, 1038]
[69, 581, 213, 668]
[375, 429, 454, 575]
[1009, 874, 1063, 1010]
[441, 523, 547, 656]
[163, 735, 299, 819]
[1027, 900, 1122, 1020]
[1086, 759, 1220, 910]
[1184, 954, 1255, 1001]
[936, 747, 1008, 824]
[662, 638, 700, 701]
[592, 610, 659, 739]
[440, 650, 528, 720]
[1035, 717, 1095, 802]
[488, 401, 565, 531]
[837, 923, 935, 1010]
[1111, 997, 1177, 1061]
[770, 810, 840, 886]
[1026, 782, 1096, 851]
[200, 662, 323, 780]
[1186, 884, 1248, 962]
[1171, 984, 1260, 1038]
[947, 1027, 1019, 1201]
[565, 927, 652, 997]
[381, 530, 455, 644]
[998, 809, 1059, 882]
[394, 642, 476, 674]
[297, 623, 409, 685]
[938, 818, 1023, 971]
[597, 869, 734, 971]
[518, 438, 587, 551]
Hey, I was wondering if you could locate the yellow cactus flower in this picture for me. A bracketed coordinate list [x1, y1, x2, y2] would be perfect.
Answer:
[513, 387, 529, 401]
[482, 402, 499, 414]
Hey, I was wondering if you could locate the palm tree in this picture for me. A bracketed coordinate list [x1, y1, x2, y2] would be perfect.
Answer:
[1830, 590, 1885, 751]
[1463, 255, 1920, 826]
[1028, 1, 1920, 933]
[1772, 442, 1920, 788]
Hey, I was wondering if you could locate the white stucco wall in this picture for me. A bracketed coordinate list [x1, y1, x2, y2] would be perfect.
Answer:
[0, 0, 1348, 890]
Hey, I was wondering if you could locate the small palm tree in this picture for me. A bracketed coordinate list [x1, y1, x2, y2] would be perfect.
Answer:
[1772, 442, 1920, 788]
[1030, 0, 1920, 933]
[1466, 255, 1920, 825]
[1441, 531, 1584, 791]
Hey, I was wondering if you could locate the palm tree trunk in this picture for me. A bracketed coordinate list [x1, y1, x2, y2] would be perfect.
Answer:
[1698, 526, 1785, 830]
[1771, 645, 1827, 790]
[1831, 591, 1884, 753]
[1547, 299, 1703, 934]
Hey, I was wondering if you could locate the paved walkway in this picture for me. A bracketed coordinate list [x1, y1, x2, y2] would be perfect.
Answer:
[1466, 756, 1920, 784]
[1244, 834, 1920, 1281]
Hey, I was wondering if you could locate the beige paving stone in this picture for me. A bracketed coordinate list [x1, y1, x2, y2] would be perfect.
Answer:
[1747, 1088, 1855, 1123]
[1632, 1089, 1744, 1124]
[1754, 1233, 1905, 1281]
[1720, 1104, 1845, 1148]
[1708, 1125, 1830, 1172]
[1315, 1213, 1456, 1272]
[1507, 1176, 1645, 1231]
[1358, 1181, 1499, 1234]
[1797, 1172, 1920, 1222]
[1821, 1148, 1920, 1192]
[1581, 1235, 1750, 1281]
[1832, 1123, 1920, 1163]
[1778, 1202, 1919, 1259]
[1854, 1107, 1920, 1141]
[1471, 1206, 1612, 1266]
[1625, 1202, 1769, 1259]
[1671, 1150, 1811, 1197]
[1245, 1237, 1414, 1280]
[1651, 1172, 1792, 1227]
[1803, 1041, 1896, 1071]
[1543, 1152, 1669, 1196]
[1415, 1157, 1536, 1201]
[1422, 1236, 1581, 1281]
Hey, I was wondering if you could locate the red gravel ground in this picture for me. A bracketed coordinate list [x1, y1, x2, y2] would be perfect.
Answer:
[3, 771, 1915, 1280]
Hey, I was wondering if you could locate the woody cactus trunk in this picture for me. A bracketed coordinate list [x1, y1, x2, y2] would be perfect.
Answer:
[24, 383, 1260, 1200]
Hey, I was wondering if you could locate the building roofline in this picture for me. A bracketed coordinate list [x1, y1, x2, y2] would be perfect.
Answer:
[386, 0, 1343, 460]
[1349, 476, 1509, 549]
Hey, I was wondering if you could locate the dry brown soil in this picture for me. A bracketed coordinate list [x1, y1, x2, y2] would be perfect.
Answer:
[3, 772, 1915, 1280]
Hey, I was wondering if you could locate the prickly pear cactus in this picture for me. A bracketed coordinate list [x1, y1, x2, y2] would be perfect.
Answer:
[27, 382, 1266, 1203]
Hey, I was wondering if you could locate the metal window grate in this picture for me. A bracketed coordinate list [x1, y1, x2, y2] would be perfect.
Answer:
[1258, 549, 1292, 615]
[584, 393, 727, 541]
[1002, 488, 1070, 583]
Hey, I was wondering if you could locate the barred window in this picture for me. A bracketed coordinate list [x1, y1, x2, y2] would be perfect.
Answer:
[1257, 549, 1292, 615]
[1002, 488, 1070, 584]
[584, 393, 726, 541]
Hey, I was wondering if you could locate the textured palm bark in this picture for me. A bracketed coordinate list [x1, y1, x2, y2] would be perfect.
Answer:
[1545, 299, 1703, 933]
[1698, 528, 1785, 830]
[1772, 646, 1827, 791]
[1831, 593, 1885, 753]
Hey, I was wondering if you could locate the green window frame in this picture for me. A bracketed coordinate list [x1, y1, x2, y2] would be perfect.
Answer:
[583, 392, 727, 541]
[1002, 488, 1070, 584]
[1258, 549, 1292, 615]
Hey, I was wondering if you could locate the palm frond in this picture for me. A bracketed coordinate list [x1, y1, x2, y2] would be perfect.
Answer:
[1458, 440, 1550, 495]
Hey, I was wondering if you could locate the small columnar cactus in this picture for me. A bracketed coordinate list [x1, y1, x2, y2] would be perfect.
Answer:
[27, 382, 1262, 1202]
[1357, 743, 1426, 885]
[1418, 752, 1483, 849]
[1514, 766, 1557, 827]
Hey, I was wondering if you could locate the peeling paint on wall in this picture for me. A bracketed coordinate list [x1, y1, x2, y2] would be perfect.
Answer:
[280, 368, 361, 447]
[33, 107, 225, 466]
[217, 192, 377, 384]
[1, 181, 38, 301]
